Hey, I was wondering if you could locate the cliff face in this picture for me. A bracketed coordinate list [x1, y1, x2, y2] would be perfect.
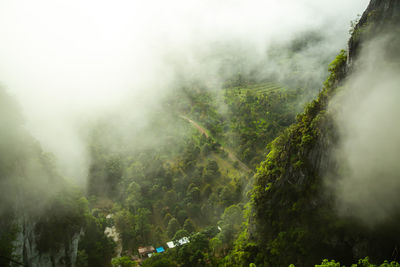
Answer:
[348, 0, 400, 67]
[250, 0, 400, 266]
[12, 218, 81, 267]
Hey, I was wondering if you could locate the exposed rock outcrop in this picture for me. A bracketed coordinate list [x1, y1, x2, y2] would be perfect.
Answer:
[348, 0, 400, 67]
[12, 216, 81, 267]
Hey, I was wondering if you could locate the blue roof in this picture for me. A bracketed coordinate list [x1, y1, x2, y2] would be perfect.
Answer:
[156, 246, 165, 253]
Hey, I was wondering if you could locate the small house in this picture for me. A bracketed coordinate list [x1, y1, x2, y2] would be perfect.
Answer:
[166, 237, 190, 249]
[138, 246, 155, 259]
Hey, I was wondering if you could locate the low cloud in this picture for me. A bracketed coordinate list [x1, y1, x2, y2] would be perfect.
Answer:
[329, 32, 400, 225]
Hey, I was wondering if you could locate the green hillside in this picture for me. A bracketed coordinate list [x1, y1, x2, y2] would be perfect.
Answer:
[76, 77, 307, 266]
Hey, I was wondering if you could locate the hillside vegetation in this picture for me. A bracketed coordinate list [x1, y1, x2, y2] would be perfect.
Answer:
[77, 77, 308, 266]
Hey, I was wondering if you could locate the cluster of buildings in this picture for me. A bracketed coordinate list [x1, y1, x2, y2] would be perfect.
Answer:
[105, 214, 192, 265]
[137, 237, 190, 259]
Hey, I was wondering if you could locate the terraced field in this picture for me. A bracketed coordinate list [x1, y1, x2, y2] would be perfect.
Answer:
[228, 82, 284, 94]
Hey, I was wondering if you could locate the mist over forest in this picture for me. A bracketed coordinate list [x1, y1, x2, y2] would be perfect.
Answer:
[1, 0, 400, 267]
[0, 0, 367, 182]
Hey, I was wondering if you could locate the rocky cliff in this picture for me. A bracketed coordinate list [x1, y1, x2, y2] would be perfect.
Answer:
[248, 0, 400, 266]
[348, 0, 400, 67]
[12, 217, 81, 267]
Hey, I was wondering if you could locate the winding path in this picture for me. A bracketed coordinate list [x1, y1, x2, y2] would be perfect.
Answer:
[179, 115, 252, 173]
[179, 115, 209, 138]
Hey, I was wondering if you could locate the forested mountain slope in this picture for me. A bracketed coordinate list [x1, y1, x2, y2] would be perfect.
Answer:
[82, 0, 400, 266]
[80, 77, 307, 266]
[224, 0, 400, 266]
[140, 1, 400, 266]
[0, 47, 311, 267]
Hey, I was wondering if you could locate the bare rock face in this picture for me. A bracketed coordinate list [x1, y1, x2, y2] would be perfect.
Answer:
[12, 217, 81, 267]
[348, 0, 400, 67]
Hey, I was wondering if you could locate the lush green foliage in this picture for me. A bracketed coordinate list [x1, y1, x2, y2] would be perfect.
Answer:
[81, 75, 308, 264]
[177, 82, 306, 168]
[220, 44, 400, 266]
[316, 257, 400, 267]
[77, 211, 116, 267]
[227, 50, 349, 267]
[111, 256, 137, 267]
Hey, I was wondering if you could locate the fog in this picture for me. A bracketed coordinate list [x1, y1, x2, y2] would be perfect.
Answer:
[330, 31, 400, 226]
[0, 0, 369, 183]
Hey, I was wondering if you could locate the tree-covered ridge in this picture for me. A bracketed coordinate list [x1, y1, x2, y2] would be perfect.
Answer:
[220, 1, 400, 265]
[209, 49, 347, 267]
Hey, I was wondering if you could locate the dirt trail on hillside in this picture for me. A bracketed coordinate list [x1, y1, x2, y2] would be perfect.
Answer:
[180, 115, 252, 173]
[180, 115, 209, 138]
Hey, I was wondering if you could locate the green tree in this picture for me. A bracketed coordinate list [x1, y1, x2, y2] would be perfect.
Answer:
[177, 210, 188, 225]
[219, 185, 236, 207]
[210, 237, 223, 256]
[78, 214, 116, 267]
[202, 184, 212, 199]
[203, 160, 220, 182]
[167, 218, 180, 238]
[189, 232, 209, 252]
[173, 229, 189, 242]
[183, 218, 196, 233]
[187, 186, 201, 202]
[163, 213, 173, 227]
[143, 254, 174, 267]
[164, 190, 177, 207]
[218, 205, 243, 245]
[114, 209, 136, 250]
[134, 208, 151, 244]
[125, 182, 141, 211]
[76, 250, 88, 267]
[315, 259, 341, 267]
[111, 256, 137, 267]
